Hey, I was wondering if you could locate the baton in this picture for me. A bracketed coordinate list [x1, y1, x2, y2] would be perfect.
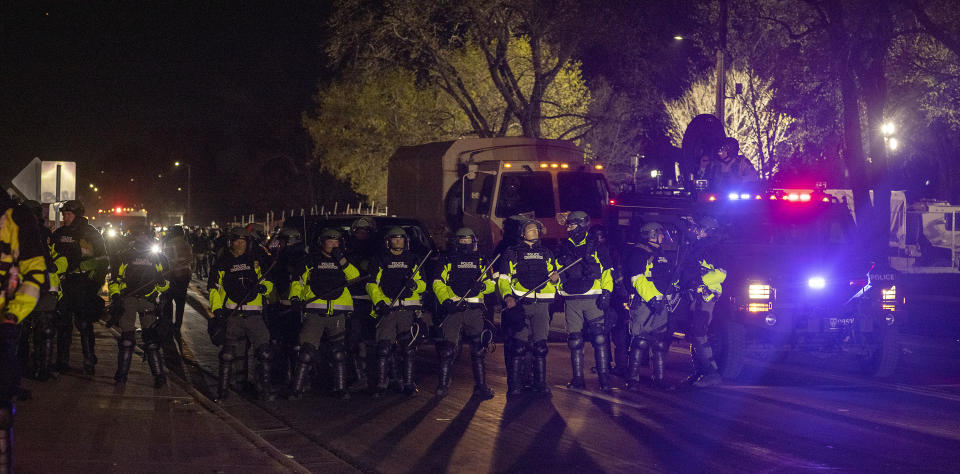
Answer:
[388, 249, 434, 309]
[452, 253, 502, 312]
[510, 256, 584, 303]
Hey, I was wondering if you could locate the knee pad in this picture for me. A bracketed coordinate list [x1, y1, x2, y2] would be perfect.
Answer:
[330, 345, 347, 362]
[567, 332, 584, 351]
[585, 319, 606, 338]
[298, 344, 317, 363]
[652, 338, 671, 353]
[437, 342, 456, 361]
[533, 340, 549, 358]
[467, 336, 486, 358]
[142, 327, 160, 345]
[255, 344, 276, 362]
[375, 340, 393, 358]
[510, 340, 528, 358]
[40, 324, 56, 339]
[145, 342, 161, 352]
[592, 331, 608, 347]
[219, 347, 236, 363]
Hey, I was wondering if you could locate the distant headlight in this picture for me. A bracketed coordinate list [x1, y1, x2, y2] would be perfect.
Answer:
[807, 276, 826, 289]
[748, 283, 771, 299]
[106, 228, 117, 238]
[151, 244, 161, 254]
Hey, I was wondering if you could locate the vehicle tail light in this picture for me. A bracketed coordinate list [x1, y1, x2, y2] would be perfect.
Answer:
[748, 302, 772, 312]
[882, 286, 896, 311]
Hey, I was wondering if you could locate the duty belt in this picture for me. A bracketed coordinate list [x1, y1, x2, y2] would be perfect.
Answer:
[305, 301, 354, 312]
[223, 302, 262, 311]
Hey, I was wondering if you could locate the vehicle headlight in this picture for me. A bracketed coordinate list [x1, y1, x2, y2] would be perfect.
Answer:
[807, 276, 826, 289]
[151, 244, 161, 254]
[106, 228, 117, 238]
[748, 283, 771, 299]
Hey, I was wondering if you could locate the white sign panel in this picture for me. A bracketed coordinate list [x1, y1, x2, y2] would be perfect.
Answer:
[40, 161, 76, 203]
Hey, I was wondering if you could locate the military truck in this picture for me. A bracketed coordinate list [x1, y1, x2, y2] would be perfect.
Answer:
[386, 137, 611, 250]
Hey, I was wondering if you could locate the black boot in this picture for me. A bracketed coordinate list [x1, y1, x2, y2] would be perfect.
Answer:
[533, 356, 551, 395]
[78, 323, 97, 375]
[690, 337, 721, 388]
[1, 402, 13, 473]
[332, 348, 350, 400]
[650, 340, 674, 390]
[289, 345, 314, 400]
[217, 351, 234, 401]
[145, 344, 167, 388]
[625, 337, 649, 391]
[470, 352, 494, 400]
[373, 355, 389, 398]
[436, 342, 454, 398]
[567, 348, 585, 389]
[595, 339, 613, 393]
[55, 322, 72, 372]
[506, 342, 525, 397]
[255, 345, 277, 401]
[33, 325, 56, 381]
[401, 348, 418, 396]
[114, 336, 135, 386]
[349, 354, 368, 391]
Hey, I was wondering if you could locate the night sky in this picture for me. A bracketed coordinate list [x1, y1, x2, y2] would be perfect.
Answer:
[1, 2, 330, 223]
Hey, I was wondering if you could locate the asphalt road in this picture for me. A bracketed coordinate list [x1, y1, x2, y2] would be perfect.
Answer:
[174, 284, 960, 473]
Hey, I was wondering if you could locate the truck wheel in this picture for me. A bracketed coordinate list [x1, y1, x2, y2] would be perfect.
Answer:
[858, 326, 900, 377]
[712, 320, 745, 380]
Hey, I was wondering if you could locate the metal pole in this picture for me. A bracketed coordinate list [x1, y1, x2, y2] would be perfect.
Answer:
[186, 164, 192, 226]
[715, 0, 728, 121]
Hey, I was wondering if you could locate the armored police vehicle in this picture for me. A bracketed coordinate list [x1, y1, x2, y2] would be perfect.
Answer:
[612, 188, 901, 378]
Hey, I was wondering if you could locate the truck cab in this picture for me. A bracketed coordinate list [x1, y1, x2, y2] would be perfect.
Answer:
[388, 138, 611, 252]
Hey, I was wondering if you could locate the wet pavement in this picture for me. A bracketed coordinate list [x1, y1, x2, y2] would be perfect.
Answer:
[171, 281, 960, 473]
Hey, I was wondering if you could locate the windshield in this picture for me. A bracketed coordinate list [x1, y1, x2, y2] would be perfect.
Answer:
[558, 171, 608, 217]
[720, 207, 855, 246]
[496, 171, 555, 218]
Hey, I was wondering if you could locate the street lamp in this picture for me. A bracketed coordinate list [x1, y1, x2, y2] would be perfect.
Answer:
[174, 161, 192, 226]
[881, 122, 899, 152]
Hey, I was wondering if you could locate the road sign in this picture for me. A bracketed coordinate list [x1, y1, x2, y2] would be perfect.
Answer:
[9, 158, 76, 203]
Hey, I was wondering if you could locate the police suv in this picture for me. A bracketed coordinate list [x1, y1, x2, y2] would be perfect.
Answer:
[612, 187, 901, 378]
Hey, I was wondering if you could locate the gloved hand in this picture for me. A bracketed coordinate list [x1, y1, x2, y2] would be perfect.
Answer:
[331, 247, 346, 266]
[213, 308, 227, 319]
[375, 301, 391, 317]
[289, 297, 303, 312]
[442, 299, 459, 314]
[258, 284, 268, 294]
[110, 293, 122, 305]
[1, 312, 16, 324]
[405, 279, 419, 291]
[596, 289, 612, 310]
[471, 281, 487, 295]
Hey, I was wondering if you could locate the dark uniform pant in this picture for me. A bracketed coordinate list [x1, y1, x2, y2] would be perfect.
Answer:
[564, 297, 610, 387]
[441, 307, 484, 343]
[374, 309, 418, 392]
[58, 276, 105, 372]
[626, 298, 671, 387]
[505, 300, 551, 394]
[292, 312, 348, 396]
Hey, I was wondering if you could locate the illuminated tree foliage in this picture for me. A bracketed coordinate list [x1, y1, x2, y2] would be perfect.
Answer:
[304, 39, 589, 202]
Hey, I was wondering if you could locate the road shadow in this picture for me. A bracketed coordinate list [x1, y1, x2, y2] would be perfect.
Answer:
[407, 397, 483, 472]
[357, 396, 441, 466]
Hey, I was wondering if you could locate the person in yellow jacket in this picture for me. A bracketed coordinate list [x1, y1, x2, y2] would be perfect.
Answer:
[366, 227, 426, 397]
[674, 216, 726, 388]
[107, 225, 170, 389]
[19, 200, 66, 382]
[432, 227, 496, 400]
[288, 228, 359, 400]
[1, 193, 47, 472]
[208, 228, 276, 401]
[624, 222, 677, 390]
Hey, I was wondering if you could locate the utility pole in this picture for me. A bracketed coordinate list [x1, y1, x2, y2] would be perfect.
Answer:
[715, 0, 729, 121]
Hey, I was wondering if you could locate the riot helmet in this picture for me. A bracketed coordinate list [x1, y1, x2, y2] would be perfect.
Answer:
[519, 219, 544, 244]
[128, 224, 155, 252]
[61, 199, 85, 217]
[716, 137, 739, 164]
[277, 227, 302, 245]
[385, 226, 408, 250]
[350, 217, 377, 237]
[565, 211, 589, 242]
[454, 227, 478, 253]
[638, 222, 667, 244]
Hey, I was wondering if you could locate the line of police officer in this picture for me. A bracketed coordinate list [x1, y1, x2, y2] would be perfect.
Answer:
[199, 210, 726, 403]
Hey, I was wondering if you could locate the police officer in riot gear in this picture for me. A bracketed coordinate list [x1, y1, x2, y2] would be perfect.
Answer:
[52, 199, 109, 375]
[288, 228, 358, 399]
[557, 212, 614, 392]
[676, 216, 726, 388]
[266, 227, 307, 388]
[19, 200, 66, 382]
[624, 222, 676, 390]
[499, 219, 558, 396]
[108, 225, 171, 388]
[345, 217, 377, 391]
[208, 228, 278, 401]
[1, 192, 47, 472]
[433, 227, 496, 400]
[366, 227, 426, 397]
